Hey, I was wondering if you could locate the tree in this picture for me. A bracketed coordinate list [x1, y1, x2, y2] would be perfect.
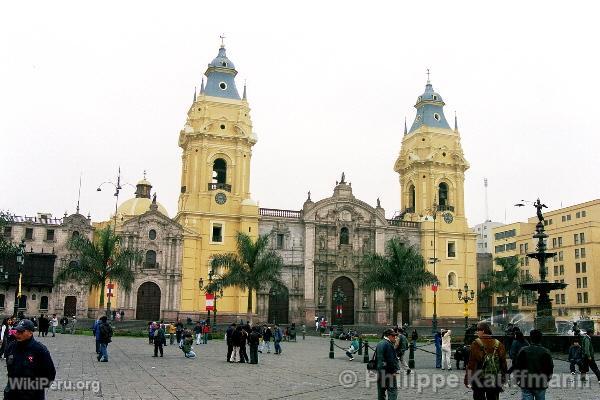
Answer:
[480, 256, 532, 315]
[55, 226, 142, 313]
[209, 232, 284, 324]
[361, 238, 437, 326]
[0, 211, 16, 260]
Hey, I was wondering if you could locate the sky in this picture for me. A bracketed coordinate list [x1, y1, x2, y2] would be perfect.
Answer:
[2, 1, 599, 227]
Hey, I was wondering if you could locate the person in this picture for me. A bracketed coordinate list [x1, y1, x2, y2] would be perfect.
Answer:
[411, 329, 418, 350]
[148, 322, 155, 345]
[315, 317, 319, 332]
[0, 319, 8, 359]
[38, 314, 49, 337]
[581, 328, 600, 382]
[175, 319, 184, 346]
[181, 330, 195, 358]
[97, 316, 113, 362]
[568, 340, 584, 375]
[239, 325, 249, 363]
[345, 336, 359, 361]
[249, 326, 261, 364]
[512, 329, 553, 400]
[273, 324, 283, 355]
[301, 323, 306, 340]
[3, 319, 16, 360]
[168, 322, 176, 345]
[397, 329, 410, 372]
[202, 322, 210, 344]
[464, 322, 507, 400]
[319, 319, 327, 336]
[153, 323, 165, 357]
[4, 319, 56, 400]
[508, 328, 529, 373]
[230, 325, 242, 362]
[91, 317, 101, 354]
[194, 322, 202, 345]
[434, 329, 443, 369]
[120, 310, 125, 321]
[50, 314, 58, 337]
[441, 329, 452, 370]
[225, 323, 236, 362]
[60, 316, 68, 334]
[262, 326, 272, 354]
[115, 311, 121, 322]
[70, 316, 77, 334]
[375, 328, 400, 400]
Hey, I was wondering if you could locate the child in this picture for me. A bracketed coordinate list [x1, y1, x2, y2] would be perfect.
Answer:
[345, 336, 359, 361]
[181, 330, 196, 358]
[568, 340, 584, 375]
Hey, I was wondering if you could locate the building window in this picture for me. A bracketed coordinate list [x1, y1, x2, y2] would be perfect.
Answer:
[577, 293, 582, 303]
[276, 234, 284, 250]
[211, 224, 223, 243]
[562, 216, 566, 222]
[447, 272, 457, 288]
[495, 244, 505, 253]
[552, 238, 556, 248]
[558, 237, 562, 247]
[567, 214, 571, 221]
[576, 262, 581, 273]
[575, 249, 580, 259]
[18, 295, 27, 309]
[576, 211, 581, 218]
[25, 228, 33, 240]
[561, 294, 565, 304]
[3, 226, 11, 237]
[408, 184, 416, 211]
[148, 229, 157, 240]
[580, 233, 585, 243]
[45, 229, 55, 241]
[145, 250, 157, 268]
[525, 257, 529, 266]
[524, 243, 529, 252]
[438, 183, 449, 207]
[447, 241, 456, 258]
[577, 278, 581, 288]
[212, 158, 227, 184]
[582, 211, 587, 217]
[559, 265, 564, 275]
[548, 219, 553, 225]
[574, 233, 579, 245]
[554, 266, 558, 275]
[40, 296, 48, 310]
[583, 292, 588, 303]
[559, 251, 563, 261]
[340, 227, 349, 245]
[555, 294, 560, 304]
[581, 248, 586, 258]
[583, 277, 588, 288]
[0, 294, 4, 308]
[582, 262, 587, 273]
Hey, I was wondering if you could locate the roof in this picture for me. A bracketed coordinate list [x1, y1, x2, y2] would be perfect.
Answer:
[408, 82, 451, 133]
[117, 198, 169, 218]
[203, 46, 241, 100]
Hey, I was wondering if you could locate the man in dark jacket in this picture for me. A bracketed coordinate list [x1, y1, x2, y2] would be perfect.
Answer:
[4, 319, 56, 400]
[97, 316, 113, 362]
[248, 326, 261, 364]
[513, 329, 553, 399]
[226, 323, 236, 362]
[376, 328, 400, 400]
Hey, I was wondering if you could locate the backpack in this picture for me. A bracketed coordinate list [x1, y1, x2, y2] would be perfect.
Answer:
[476, 338, 501, 381]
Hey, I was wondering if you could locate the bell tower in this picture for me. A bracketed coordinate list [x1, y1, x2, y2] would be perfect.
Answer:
[394, 76, 477, 326]
[175, 42, 259, 316]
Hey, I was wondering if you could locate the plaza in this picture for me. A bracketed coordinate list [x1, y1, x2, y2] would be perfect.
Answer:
[2, 333, 596, 400]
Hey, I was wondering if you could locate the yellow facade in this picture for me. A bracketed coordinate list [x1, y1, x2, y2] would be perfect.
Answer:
[174, 45, 258, 316]
[492, 199, 600, 320]
[394, 82, 478, 322]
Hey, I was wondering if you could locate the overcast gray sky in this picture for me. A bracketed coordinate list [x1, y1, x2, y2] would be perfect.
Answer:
[2, 1, 599, 227]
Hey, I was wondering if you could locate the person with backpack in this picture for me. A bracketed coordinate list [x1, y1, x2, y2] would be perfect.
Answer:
[153, 323, 165, 357]
[581, 328, 600, 382]
[512, 329, 553, 400]
[97, 316, 113, 362]
[375, 328, 400, 400]
[464, 322, 507, 400]
[508, 328, 529, 374]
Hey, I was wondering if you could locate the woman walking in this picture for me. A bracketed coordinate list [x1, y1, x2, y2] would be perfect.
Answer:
[441, 329, 452, 370]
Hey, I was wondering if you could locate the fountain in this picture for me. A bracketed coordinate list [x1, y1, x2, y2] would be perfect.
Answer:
[519, 199, 567, 333]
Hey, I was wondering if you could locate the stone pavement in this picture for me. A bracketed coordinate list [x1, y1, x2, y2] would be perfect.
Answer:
[0, 333, 598, 399]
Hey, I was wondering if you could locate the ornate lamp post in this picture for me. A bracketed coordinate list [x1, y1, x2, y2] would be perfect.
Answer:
[14, 240, 25, 319]
[457, 282, 475, 331]
[333, 285, 346, 332]
[428, 200, 440, 334]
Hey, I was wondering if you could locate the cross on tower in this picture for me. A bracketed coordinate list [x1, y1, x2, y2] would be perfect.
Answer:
[426, 68, 431, 84]
[220, 34, 226, 47]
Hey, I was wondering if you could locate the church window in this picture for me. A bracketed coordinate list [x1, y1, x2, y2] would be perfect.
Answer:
[211, 224, 223, 243]
[276, 234, 284, 249]
[447, 272, 457, 288]
[438, 182, 449, 206]
[447, 241, 456, 258]
[408, 184, 416, 211]
[212, 158, 227, 184]
[340, 227, 349, 245]
[219, 82, 227, 90]
[145, 250, 157, 268]
[433, 113, 441, 121]
[148, 229, 157, 240]
[40, 296, 48, 310]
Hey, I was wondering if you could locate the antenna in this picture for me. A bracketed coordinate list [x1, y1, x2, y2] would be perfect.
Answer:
[76, 173, 82, 214]
[484, 177, 489, 222]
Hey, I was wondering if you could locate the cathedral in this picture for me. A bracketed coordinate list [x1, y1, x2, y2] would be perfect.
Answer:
[1, 43, 476, 327]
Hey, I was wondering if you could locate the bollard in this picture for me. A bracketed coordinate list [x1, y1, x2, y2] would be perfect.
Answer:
[363, 339, 369, 363]
[408, 341, 415, 369]
[358, 337, 363, 355]
[329, 337, 335, 359]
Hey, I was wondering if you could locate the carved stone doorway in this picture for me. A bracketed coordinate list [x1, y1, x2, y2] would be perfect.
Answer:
[331, 276, 354, 325]
[136, 282, 161, 321]
[63, 296, 77, 317]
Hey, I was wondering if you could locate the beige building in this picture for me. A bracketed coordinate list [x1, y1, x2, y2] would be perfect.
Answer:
[492, 199, 600, 320]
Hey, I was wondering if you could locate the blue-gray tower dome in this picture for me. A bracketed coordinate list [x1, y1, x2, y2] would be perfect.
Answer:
[408, 81, 451, 133]
[203, 45, 241, 100]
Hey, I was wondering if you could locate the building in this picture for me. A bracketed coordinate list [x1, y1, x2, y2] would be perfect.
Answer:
[472, 221, 504, 254]
[491, 199, 600, 320]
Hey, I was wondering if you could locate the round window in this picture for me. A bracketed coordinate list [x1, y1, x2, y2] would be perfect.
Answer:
[433, 113, 441, 121]
[433, 95, 438, 100]
[219, 82, 227, 90]
[221, 61, 227, 67]
[220, 124, 225, 130]
[149, 229, 157, 240]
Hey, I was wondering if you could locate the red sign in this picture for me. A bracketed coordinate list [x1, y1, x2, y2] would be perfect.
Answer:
[106, 293, 113, 297]
[205, 293, 214, 311]
[107, 283, 115, 290]
[431, 284, 438, 292]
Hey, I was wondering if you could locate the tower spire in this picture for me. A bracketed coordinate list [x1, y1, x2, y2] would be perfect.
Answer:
[193, 86, 197, 102]
[426, 68, 431, 84]
[76, 173, 82, 214]
[243, 79, 247, 100]
[454, 111, 458, 131]
[200, 78, 205, 94]
[404, 117, 407, 135]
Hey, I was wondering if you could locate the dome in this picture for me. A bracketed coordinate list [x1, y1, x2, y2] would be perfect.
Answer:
[137, 178, 151, 186]
[209, 46, 236, 70]
[204, 45, 241, 100]
[116, 197, 169, 218]
[416, 83, 444, 104]
[408, 82, 451, 133]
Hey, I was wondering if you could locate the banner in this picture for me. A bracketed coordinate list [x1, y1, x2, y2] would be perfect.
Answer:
[205, 293, 214, 310]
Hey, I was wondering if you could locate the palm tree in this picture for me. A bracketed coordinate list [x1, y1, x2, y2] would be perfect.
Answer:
[55, 226, 142, 314]
[209, 232, 284, 324]
[361, 238, 437, 326]
[480, 255, 532, 315]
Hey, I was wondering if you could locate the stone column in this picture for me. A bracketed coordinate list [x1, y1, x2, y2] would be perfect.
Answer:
[303, 222, 316, 324]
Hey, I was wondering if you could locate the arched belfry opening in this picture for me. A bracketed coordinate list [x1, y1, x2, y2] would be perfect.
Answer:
[212, 158, 227, 184]
[438, 182, 449, 207]
[408, 184, 416, 211]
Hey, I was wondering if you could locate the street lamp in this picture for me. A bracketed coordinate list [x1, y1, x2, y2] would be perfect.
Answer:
[199, 269, 223, 327]
[427, 200, 440, 334]
[333, 285, 346, 332]
[457, 282, 475, 331]
[14, 240, 25, 319]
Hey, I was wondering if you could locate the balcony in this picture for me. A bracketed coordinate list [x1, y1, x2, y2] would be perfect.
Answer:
[437, 204, 455, 212]
[259, 208, 302, 219]
[208, 183, 231, 192]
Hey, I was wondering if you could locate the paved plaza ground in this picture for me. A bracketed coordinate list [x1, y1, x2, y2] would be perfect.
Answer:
[0, 333, 599, 400]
